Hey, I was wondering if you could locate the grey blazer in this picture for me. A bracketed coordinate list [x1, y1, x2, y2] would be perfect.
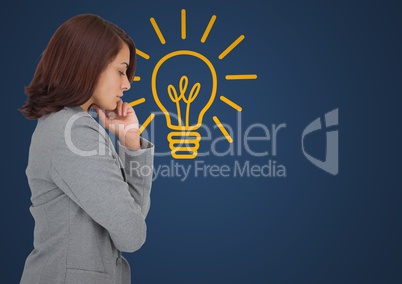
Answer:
[20, 106, 154, 284]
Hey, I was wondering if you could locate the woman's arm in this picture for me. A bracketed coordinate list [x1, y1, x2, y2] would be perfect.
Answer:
[93, 101, 155, 219]
[49, 116, 148, 253]
[117, 137, 154, 218]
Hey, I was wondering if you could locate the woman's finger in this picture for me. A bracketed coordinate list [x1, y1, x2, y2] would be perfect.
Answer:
[122, 102, 130, 116]
[118, 99, 123, 116]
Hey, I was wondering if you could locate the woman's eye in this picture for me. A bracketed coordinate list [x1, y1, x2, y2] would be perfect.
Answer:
[119, 71, 125, 76]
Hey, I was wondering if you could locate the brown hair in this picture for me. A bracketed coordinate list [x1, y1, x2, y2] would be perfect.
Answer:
[19, 14, 136, 119]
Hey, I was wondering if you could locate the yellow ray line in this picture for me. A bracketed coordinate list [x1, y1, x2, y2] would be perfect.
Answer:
[139, 113, 155, 134]
[213, 116, 233, 143]
[225, 74, 258, 80]
[150, 17, 166, 44]
[218, 35, 245, 60]
[220, 96, 242, 111]
[136, 49, 150, 60]
[133, 76, 141, 82]
[201, 15, 216, 43]
[129, 98, 146, 107]
[181, 9, 186, 39]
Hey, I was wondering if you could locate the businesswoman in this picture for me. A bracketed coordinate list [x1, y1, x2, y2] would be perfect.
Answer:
[18, 14, 154, 284]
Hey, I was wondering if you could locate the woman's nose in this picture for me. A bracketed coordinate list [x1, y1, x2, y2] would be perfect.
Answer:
[122, 76, 131, 91]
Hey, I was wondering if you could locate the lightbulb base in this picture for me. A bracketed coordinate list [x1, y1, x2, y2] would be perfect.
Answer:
[167, 131, 201, 159]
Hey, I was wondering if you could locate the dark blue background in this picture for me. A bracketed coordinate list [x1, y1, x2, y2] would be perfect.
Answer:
[1, 0, 401, 283]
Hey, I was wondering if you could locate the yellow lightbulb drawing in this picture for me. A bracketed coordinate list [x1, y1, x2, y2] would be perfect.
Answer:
[131, 9, 258, 159]
[152, 50, 217, 159]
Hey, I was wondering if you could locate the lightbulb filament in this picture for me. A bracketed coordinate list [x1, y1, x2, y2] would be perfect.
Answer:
[167, 75, 201, 127]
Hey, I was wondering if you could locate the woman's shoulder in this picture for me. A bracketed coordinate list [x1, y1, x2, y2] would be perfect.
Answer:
[35, 106, 107, 149]
[40, 106, 93, 123]
[38, 106, 100, 132]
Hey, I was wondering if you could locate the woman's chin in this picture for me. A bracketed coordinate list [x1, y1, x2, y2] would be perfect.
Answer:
[99, 102, 117, 111]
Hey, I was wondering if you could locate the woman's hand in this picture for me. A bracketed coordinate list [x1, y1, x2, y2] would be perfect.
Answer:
[92, 99, 141, 150]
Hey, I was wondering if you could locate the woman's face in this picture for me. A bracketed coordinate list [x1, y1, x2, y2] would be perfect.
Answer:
[90, 43, 131, 110]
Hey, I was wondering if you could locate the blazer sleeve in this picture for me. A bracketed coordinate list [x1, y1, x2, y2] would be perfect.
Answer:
[117, 137, 154, 219]
[49, 116, 150, 253]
